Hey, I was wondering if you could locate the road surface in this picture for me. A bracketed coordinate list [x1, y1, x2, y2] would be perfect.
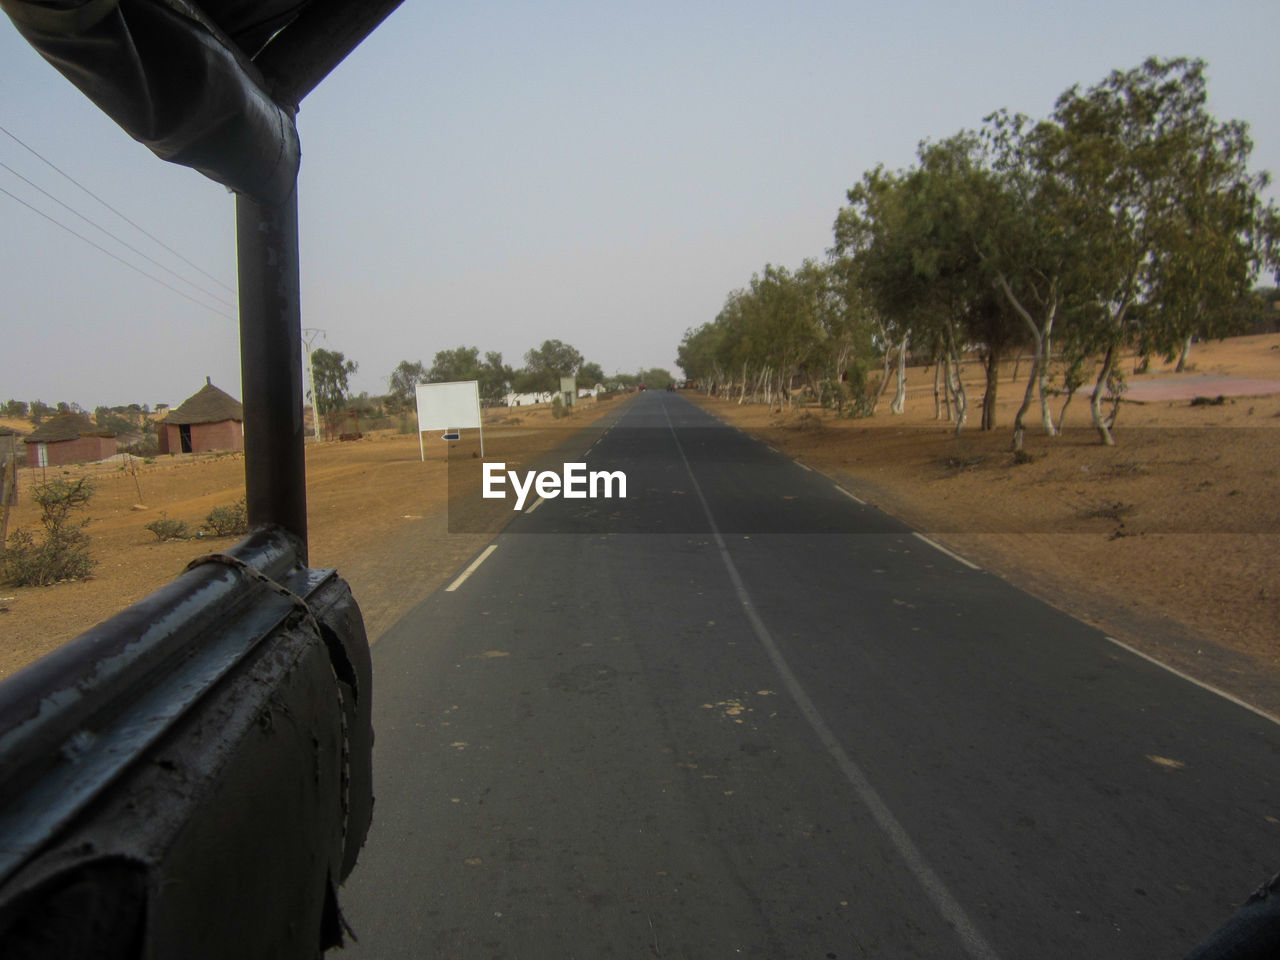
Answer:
[334, 390, 1278, 959]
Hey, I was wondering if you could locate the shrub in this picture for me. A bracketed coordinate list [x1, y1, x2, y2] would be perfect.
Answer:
[551, 395, 568, 419]
[3, 478, 96, 586]
[145, 513, 189, 542]
[203, 498, 248, 537]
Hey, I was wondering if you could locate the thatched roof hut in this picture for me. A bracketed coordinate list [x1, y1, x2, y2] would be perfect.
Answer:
[164, 378, 244, 425]
[158, 378, 244, 454]
[25, 412, 114, 443]
[22, 412, 117, 466]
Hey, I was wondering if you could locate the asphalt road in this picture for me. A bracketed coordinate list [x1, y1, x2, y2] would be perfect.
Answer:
[334, 390, 1279, 959]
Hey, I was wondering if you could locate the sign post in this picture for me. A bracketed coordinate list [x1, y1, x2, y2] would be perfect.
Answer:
[415, 381, 484, 460]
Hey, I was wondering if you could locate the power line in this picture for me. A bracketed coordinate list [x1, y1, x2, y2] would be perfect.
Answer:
[0, 123, 236, 295]
[0, 182, 237, 321]
[0, 159, 236, 310]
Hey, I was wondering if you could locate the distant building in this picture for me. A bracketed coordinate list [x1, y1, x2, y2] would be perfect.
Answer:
[23, 413, 117, 468]
[158, 378, 244, 454]
[503, 391, 555, 407]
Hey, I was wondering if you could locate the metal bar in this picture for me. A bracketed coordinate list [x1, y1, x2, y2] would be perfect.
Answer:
[255, 0, 407, 107]
[237, 186, 308, 558]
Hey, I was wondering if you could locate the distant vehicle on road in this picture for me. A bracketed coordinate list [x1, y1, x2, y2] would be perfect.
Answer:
[638, 383, 647, 391]
[666, 382, 676, 392]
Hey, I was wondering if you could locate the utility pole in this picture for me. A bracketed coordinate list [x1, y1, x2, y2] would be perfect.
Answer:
[302, 328, 325, 442]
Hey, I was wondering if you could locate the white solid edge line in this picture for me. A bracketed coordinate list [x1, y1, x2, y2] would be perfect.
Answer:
[798, 462, 813, 472]
[525, 496, 546, 515]
[834, 484, 865, 505]
[912, 533, 981, 571]
[1103, 636, 1280, 727]
[445, 544, 498, 593]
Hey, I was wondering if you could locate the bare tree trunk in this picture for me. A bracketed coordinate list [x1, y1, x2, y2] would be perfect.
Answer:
[932, 358, 943, 420]
[870, 353, 892, 416]
[1056, 386, 1078, 433]
[1175, 333, 1193, 372]
[1011, 348, 1025, 383]
[946, 318, 967, 438]
[1036, 330, 1056, 436]
[890, 331, 910, 414]
[1010, 350, 1039, 453]
[980, 345, 1001, 430]
[1090, 342, 1118, 446]
[942, 354, 954, 421]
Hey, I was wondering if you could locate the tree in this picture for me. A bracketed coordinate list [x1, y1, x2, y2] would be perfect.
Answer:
[577, 361, 605, 389]
[639, 368, 674, 389]
[29, 401, 54, 425]
[834, 143, 1004, 433]
[479, 351, 514, 403]
[427, 346, 482, 383]
[386, 360, 427, 413]
[1046, 57, 1278, 444]
[312, 348, 357, 416]
[4, 400, 28, 419]
[520, 340, 583, 393]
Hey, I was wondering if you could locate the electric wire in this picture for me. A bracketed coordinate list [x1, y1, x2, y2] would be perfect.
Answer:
[0, 182, 236, 321]
[0, 123, 236, 295]
[0, 159, 236, 310]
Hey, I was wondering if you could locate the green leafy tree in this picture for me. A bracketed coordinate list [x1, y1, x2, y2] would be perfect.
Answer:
[639, 368, 674, 389]
[428, 346, 482, 383]
[1047, 57, 1278, 444]
[386, 360, 427, 413]
[577, 361, 605, 389]
[520, 339, 583, 393]
[312, 348, 358, 416]
[479, 351, 514, 403]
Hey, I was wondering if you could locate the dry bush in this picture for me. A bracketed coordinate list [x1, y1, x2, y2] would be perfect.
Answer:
[3, 478, 96, 586]
[145, 513, 189, 542]
[203, 498, 248, 537]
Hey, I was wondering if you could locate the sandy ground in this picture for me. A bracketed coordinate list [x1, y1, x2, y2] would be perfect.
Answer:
[0, 397, 622, 680]
[687, 332, 1280, 716]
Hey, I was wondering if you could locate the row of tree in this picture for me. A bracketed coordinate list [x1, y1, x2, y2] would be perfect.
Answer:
[310, 339, 622, 417]
[1, 399, 161, 436]
[678, 57, 1280, 447]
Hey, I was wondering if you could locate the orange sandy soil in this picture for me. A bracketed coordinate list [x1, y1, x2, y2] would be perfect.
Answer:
[688, 333, 1280, 717]
[0, 397, 622, 681]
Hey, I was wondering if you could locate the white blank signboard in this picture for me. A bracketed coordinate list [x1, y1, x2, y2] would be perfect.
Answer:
[416, 380, 484, 460]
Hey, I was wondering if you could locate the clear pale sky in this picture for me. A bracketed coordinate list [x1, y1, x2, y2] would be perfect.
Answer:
[2, 1, 1277, 410]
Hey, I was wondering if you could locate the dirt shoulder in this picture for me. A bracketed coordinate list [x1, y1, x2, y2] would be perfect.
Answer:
[0, 396, 628, 681]
[686, 333, 1280, 718]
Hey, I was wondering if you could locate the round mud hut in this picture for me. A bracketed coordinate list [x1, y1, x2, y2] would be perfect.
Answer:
[22, 412, 117, 468]
[158, 378, 244, 454]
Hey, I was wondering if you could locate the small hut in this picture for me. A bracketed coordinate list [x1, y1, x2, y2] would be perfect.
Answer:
[23, 413, 117, 468]
[159, 378, 244, 454]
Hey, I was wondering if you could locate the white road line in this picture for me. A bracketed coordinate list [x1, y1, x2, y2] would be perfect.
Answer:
[445, 545, 498, 593]
[834, 484, 865, 505]
[662, 405, 1001, 960]
[1104, 636, 1280, 727]
[525, 496, 546, 514]
[798, 462, 813, 472]
[912, 533, 981, 571]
